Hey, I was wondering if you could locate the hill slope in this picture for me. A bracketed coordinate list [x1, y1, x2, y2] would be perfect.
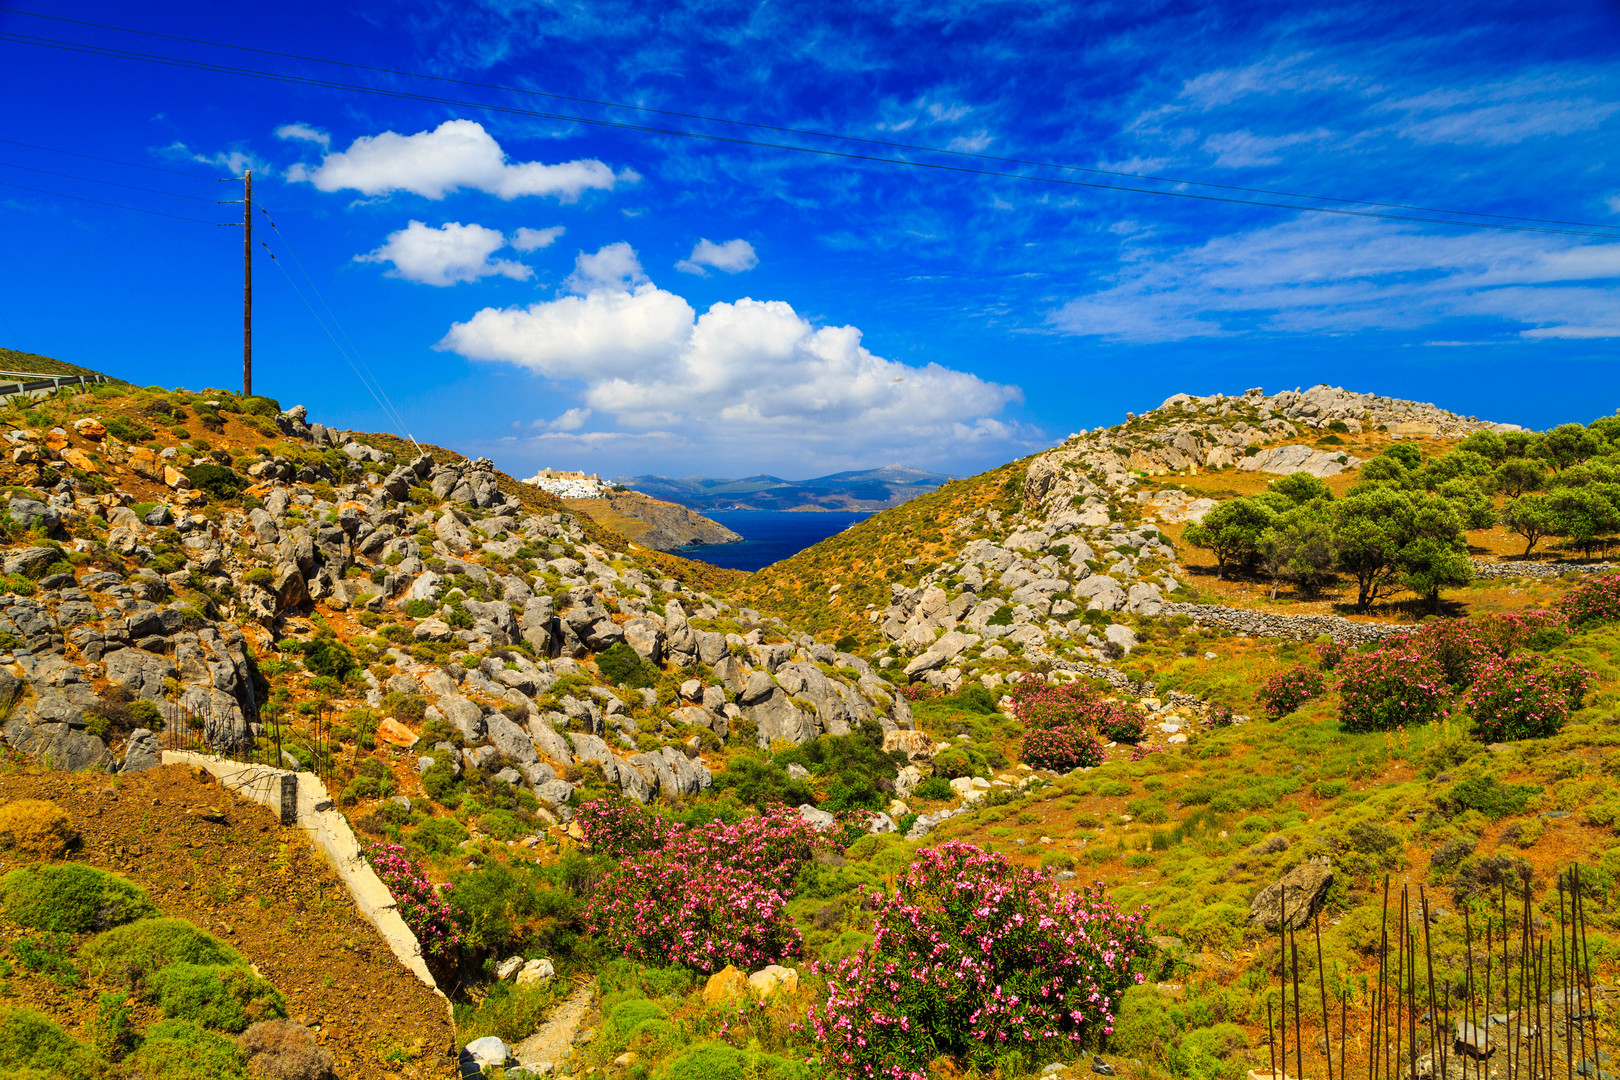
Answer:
[0, 345, 114, 379]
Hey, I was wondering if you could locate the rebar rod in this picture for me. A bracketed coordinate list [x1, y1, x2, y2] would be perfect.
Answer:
[1316, 912, 1334, 1080]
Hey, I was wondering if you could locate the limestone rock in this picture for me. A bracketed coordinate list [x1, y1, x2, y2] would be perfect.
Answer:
[747, 965, 799, 999]
[1249, 857, 1333, 930]
[703, 965, 748, 1005]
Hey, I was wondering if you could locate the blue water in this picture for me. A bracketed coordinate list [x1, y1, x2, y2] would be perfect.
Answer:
[678, 510, 873, 571]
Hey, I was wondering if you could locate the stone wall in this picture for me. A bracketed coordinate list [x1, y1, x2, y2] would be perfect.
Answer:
[1471, 559, 1616, 580]
[1160, 602, 1407, 645]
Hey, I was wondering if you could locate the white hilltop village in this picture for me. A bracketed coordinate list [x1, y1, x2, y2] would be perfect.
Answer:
[520, 468, 615, 499]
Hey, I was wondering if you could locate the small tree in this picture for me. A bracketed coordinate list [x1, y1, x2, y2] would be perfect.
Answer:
[1182, 497, 1274, 579]
[1258, 501, 1337, 599]
[1494, 458, 1545, 498]
[1503, 494, 1557, 557]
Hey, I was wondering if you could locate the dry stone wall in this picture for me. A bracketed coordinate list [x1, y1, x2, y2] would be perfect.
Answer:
[1160, 602, 1407, 645]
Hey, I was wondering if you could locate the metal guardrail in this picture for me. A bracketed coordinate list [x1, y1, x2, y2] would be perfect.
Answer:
[0, 371, 108, 399]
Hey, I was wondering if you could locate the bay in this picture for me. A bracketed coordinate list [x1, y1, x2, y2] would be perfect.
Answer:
[677, 510, 872, 571]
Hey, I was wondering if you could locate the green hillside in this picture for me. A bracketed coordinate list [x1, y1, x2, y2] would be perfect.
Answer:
[0, 346, 113, 380]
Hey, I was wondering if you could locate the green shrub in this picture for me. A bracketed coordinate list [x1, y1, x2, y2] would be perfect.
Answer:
[1111, 984, 1175, 1058]
[103, 416, 154, 443]
[80, 917, 241, 983]
[606, 998, 669, 1038]
[656, 1041, 815, 1080]
[149, 963, 286, 1033]
[1, 863, 154, 933]
[1437, 776, 1541, 820]
[403, 598, 436, 619]
[92, 990, 137, 1062]
[912, 776, 953, 801]
[300, 639, 356, 680]
[242, 568, 274, 588]
[1097, 781, 1134, 797]
[987, 604, 1015, 627]
[181, 464, 248, 500]
[0, 1007, 97, 1080]
[597, 642, 660, 689]
[129, 1018, 249, 1080]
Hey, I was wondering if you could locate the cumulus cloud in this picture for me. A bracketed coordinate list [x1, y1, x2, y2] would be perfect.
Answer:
[275, 122, 330, 149]
[543, 407, 592, 430]
[356, 221, 532, 286]
[511, 226, 566, 252]
[1050, 217, 1620, 343]
[286, 119, 627, 201]
[675, 238, 759, 275]
[166, 142, 268, 176]
[438, 244, 1031, 466]
[566, 242, 648, 292]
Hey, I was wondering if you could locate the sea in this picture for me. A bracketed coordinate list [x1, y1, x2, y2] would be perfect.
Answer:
[676, 510, 872, 571]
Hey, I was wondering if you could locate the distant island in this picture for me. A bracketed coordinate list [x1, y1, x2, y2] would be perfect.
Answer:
[619, 464, 951, 512]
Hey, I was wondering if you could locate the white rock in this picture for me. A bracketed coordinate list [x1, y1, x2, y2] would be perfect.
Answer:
[515, 957, 555, 987]
[464, 1036, 513, 1069]
[495, 955, 525, 981]
[748, 964, 799, 998]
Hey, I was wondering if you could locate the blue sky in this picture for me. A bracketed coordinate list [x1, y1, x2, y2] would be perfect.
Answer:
[1, 1, 1618, 479]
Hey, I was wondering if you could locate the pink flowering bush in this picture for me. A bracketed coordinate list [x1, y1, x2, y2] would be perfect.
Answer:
[1128, 743, 1167, 762]
[808, 842, 1152, 1080]
[585, 806, 823, 972]
[1335, 647, 1450, 732]
[1478, 609, 1570, 652]
[899, 683, 939, 702]
[1022, 726, 1106, 771]
[1315, 639, 1346, 671]
[1381, 620, 1500, 690]
[1466, 653, 1593, 741]
[1559, 574, 1620, 627]
[362, 842, 460, 958]
[1256, 666, 1327, 718]
[576, 798, 671, 859]
[1011, 682, 1144, 769]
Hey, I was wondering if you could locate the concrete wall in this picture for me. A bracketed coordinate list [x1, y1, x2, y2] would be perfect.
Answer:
[161, 751, 441, 994]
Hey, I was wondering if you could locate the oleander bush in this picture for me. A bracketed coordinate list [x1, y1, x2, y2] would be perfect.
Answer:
[1256, 665, 1327, 718]
[361, 843, 459, 959]
[1335, 647, 1450, 732]
[585, 805, 824, 973]
[1558, 573, 1620, 627]
[1465, 653, 1593, 741]
[808, 842, 1152, 1080]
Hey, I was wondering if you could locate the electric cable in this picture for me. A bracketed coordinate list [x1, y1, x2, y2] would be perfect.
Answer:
[254, 213, 419, 448]
[2, 27, 1617, 239]
[3, 5, 1617, 234]
[0, 160, 217, 201]
[0, 179, 227, 223]
[0, 136, 218, 179]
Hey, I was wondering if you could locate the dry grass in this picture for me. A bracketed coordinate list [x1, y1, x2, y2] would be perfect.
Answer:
[0, 798, 79, 859]
[239, 1020, 336, 1080]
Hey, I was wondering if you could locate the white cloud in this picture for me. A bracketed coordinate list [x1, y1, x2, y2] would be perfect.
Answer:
[566, 242, 648, 292]
[546, 407, 592, 430]
[275, 123, 330, 150]
[167, 142, 268, 176]
[1377, 74, 1620, 146]
[1203, 128, 1333, 167]
[438, 243, 1031, 466]
[1050, 217, 1620, 343]
[286, 119, 627, 201]
[511, 226, 565, 252]
[355, 221, 532, 286]
[675, 238, 759, 276]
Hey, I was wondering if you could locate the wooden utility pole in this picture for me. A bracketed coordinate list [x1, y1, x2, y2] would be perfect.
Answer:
[242, 170, 252, 397]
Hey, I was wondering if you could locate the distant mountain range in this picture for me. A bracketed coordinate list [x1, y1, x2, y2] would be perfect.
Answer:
[619, 465, 952, 512]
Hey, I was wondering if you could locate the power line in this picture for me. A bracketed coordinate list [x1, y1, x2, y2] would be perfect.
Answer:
[259, 202, 419, 446]
[0, 136, 217, 179]
[255, 226, 418, 448]
[0, 160, 217, 201]
[4, 27, 1620, 240]
[4, 5, 1618, 234]
[0, 179, 226, 223]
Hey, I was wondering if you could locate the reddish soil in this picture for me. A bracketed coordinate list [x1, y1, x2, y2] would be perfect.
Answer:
[0, 762, 457, 1079]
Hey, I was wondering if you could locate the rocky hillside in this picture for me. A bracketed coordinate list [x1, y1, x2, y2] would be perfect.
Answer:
[562, 489, 742, 552]
[0, 384, 927, 819]
[740, 384, 1520, 693]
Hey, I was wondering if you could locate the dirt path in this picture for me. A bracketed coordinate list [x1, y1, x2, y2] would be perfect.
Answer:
[513, 979, 597, 1071]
